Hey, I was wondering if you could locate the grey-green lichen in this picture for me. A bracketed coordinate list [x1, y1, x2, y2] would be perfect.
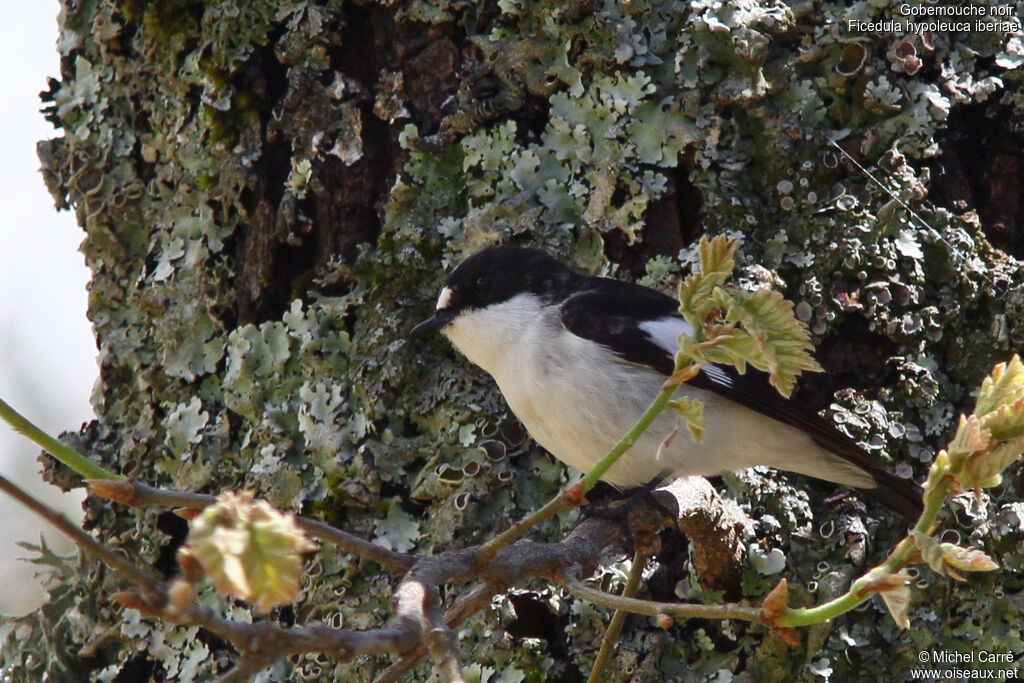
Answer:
[7, 0, 1024, 680]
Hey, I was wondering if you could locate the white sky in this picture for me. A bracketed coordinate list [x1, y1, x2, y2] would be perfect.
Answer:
[0, 4, 96, 615]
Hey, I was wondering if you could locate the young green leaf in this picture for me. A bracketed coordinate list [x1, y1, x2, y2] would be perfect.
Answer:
[963, 437, 1024, 490]
[667, 397, 705, 442]
[912, 531, 999, 581]
[974, 354, 1024, 419]
[698, 233, 738, 281]
[855, 568, 912, 628]
[677, 235, 738, 329]
[946, 415, 991, 465]
[938, 543, 999, 580]
[979, 395, 1024, 442]
[711, 288, 823, 397]
[972, 355, 1024, 442]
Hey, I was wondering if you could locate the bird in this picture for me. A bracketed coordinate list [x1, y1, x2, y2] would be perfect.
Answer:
[411, 245, 922, 519]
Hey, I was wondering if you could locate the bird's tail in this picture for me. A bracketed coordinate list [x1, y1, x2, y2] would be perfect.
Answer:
[798, 436, 924, 520]
[852, 463, 923, 520]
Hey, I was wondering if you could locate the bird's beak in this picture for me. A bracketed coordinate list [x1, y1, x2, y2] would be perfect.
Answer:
[411, 309, 455, 336]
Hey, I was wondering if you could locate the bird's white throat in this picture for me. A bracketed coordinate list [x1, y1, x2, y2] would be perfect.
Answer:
[442, 293, 543, 376]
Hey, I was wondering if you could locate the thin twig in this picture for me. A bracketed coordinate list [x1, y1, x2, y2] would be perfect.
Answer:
[474, 486, 577, 565]
[475, 366, 700, 567]
[6, 463, 739, 680]
[776, 476, 950, 628]
[0, 474, 161, 590]
[392, 577, 459, 677]
[0, 398, 120, 481]
[587, 550, 649, 683]
[423, 597, 465, 683]
[558, 568, 763, 624]
[296, 515, 416, 574]
[91, 480, 416, 574]
[1, 473, 426, 671]
[581, 380, 681, 490]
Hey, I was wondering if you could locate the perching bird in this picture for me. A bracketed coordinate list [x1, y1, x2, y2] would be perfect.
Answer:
[412, 246, 922, 519]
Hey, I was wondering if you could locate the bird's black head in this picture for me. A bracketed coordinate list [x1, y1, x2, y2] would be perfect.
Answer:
[411, 245, 585, 335]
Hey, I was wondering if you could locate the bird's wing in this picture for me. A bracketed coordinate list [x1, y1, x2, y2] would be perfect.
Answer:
[690, 361, 922, 517]
[558, 281, 879, 472]
[558, 280, 682, 376]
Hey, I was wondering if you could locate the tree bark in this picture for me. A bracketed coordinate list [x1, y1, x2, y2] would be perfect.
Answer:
[6, 1, 1024, 681]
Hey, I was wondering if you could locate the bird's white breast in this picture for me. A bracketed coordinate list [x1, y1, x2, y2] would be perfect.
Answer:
[443, 294, 661, 480]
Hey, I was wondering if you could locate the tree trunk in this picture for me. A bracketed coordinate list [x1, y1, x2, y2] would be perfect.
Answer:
[5, 1, 1023, 680]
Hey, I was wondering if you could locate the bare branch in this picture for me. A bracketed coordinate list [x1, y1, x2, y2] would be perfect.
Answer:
[374, 582, 502, 683]
[91, 479, 416, 574]
[558, 568, 764, 624]
[587, 550, 649, 683]
[474, 482, 580, 565]
[0, 474, 163, 592]
[8, 461, 766, 681]
[423, 595, 465, 682]
[296, 514, 415, 574]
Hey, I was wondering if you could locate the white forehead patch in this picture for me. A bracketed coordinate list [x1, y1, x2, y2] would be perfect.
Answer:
[436, 286, 453, 311]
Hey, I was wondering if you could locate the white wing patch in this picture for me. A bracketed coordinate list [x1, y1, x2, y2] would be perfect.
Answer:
[436, 286, 453, 311]
[639, 316, 693, 355]
[700, 363, 733, 386]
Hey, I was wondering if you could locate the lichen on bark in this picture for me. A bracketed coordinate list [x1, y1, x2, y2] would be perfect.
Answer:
[6, 0, 1024, 680]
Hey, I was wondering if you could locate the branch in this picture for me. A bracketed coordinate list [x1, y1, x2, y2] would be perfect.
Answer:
[0, 474, 160, 590]
[7, 332, 1016, 680]
[392, 573, 464, 680]
[773, 477, 954, 628]
[659, 477, 749, 591]
[587, 550, 649, 683]
[0, 476, 434, 669]
[558, 568, 764, 624]
[775, 355, 1024, 628]
[474, 483, 579, 565]
[374, 582, 502, 683]
[422, 594, 465, 682]
[2, 465, 637, 679]
[89, 479, 415, 574]
[0, 398, 120, 481]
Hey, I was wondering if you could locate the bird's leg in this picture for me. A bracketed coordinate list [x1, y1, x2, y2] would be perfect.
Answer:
[580, 474, 676, 551]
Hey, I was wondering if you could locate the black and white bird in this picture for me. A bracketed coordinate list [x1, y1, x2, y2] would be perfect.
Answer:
[412, 246, 922, 519]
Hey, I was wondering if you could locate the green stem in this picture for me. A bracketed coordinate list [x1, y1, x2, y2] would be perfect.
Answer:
[776, 466, 954, 627]
[473, 364, 692, 558]
[0, 397, 120, 481]
[581, 382, 678, 493]
[775, 587, 872, 627]
[561, 571, 763, 623]
[885, 477, 951, 571]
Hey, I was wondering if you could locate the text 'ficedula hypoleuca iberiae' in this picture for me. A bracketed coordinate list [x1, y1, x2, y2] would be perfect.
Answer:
[412, 246, 922, 519]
